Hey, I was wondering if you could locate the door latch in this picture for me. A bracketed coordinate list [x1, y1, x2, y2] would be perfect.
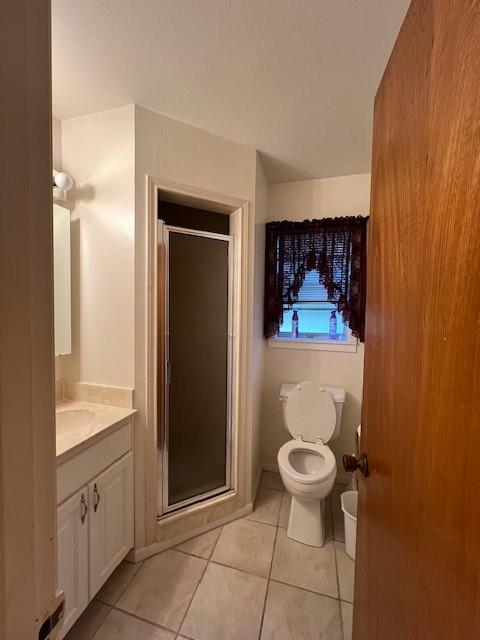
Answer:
[343, 452, 369, 477]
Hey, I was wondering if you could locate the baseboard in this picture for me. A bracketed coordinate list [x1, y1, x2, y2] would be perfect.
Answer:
[336, 472, 353, 485]
[262, 462, 279, 473]
[253, 467, 262, 501]
[128, 502, 253, 563]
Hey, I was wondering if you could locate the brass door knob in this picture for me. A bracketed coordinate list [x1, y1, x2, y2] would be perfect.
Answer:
[343, 452, 369, 477]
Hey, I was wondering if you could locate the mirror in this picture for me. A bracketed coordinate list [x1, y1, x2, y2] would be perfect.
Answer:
[53, 203, 71, 355]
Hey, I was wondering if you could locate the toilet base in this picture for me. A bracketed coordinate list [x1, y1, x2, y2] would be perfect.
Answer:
[287, 497, 326, 547]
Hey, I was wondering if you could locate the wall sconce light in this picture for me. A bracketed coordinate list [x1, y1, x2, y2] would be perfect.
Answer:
[53, 170, 74, 203]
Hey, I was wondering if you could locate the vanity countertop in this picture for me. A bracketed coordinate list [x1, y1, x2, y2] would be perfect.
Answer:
[56, 399, 136, 464]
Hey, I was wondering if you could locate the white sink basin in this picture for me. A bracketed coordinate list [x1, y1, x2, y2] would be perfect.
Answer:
[56, 409, 96, 440]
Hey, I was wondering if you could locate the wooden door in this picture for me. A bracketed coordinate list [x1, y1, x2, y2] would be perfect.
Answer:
[88, 453, 134, 596]
[1, 3, 57, 638]
[355, 1, 480, 638]
[57, 488, 89, 637]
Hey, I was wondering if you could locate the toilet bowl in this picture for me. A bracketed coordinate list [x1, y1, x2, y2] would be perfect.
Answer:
[277, 381, 345, 547]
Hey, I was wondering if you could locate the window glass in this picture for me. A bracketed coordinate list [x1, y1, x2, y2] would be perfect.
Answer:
[276, 270, 349, 341]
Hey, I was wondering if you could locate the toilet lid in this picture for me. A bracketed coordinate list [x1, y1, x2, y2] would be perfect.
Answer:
[284, 381, 337, 443]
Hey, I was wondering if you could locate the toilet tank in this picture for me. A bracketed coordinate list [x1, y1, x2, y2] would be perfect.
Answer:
[279, 382, 346, 440]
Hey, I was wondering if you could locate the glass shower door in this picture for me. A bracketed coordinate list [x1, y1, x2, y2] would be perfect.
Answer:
[161, 226, 232, 512]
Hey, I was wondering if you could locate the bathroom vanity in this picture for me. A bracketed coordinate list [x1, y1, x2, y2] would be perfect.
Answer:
[56, 400, 135, 637]
[52, 181, 136, 636]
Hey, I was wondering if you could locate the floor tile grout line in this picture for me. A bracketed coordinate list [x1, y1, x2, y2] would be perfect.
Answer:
[275, 490, 282, 527]
[173, 548, 212, 561]
[174, 520, 280, 577]
[175, 630, 196, 640]
[82, 602, 112, 640]
[170, 526, 228, 638]
[174, 526, 340, 598]
[120, 522, 224, 568]
[170, 525, 223, 561]
[333, 540, 354, 603]
[207, 526, 223, 560]
[245, 516, 279, 529]
[171, 524, 223, 564]
[175, 554, 211, 636]
[332, 533, 346, 640]
[332, 499, 346, 543]
[208, 557, 270, 580]
[112, 603, 189, 636]
[258, 523, 280, 640]
[268, 576, 342, 605]
[242, 515, 280, 530]
[95, 560, 144, 608]
[246, 492, 283, 528]
[177, 548, 343, 603]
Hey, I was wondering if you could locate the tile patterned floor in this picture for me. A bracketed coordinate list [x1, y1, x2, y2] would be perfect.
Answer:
[66, 473, 354, 640]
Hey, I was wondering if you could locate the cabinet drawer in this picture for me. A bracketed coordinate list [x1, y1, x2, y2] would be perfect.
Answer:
[57, 420, 132, 504]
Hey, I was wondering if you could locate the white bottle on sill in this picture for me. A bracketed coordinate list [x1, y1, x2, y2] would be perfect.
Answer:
[291, 310, 299, 338]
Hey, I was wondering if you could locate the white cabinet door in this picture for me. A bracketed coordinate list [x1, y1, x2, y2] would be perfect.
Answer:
[57, 487, 89, 637]
[88, 452, 134, 597]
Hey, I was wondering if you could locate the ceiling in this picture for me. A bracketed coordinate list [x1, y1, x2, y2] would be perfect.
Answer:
[51, 0, 410, 183]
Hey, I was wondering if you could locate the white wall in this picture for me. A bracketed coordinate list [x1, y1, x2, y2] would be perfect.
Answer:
[53, 104, 262, 550]
[134, 106, 260, 546]
[262, 173, 371, 480]
[267, 173, 371, 221]
[59, 105, 135, 387]
[52, 116, 62, 169]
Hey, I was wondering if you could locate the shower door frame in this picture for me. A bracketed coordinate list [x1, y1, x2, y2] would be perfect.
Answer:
[160, 224, 234, 514]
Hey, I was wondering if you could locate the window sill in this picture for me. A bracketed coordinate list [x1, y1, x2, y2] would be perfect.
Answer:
[268, 337, 358, 353]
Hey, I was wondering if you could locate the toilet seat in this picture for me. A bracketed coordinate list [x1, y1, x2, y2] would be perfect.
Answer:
[278, 440, 336, 485]
[283, 381, 337, 444]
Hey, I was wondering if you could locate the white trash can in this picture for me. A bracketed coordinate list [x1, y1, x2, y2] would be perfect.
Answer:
[341, 491, 358, 560]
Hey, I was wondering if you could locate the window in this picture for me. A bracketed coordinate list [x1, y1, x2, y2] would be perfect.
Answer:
[276, 271, 350, 341]
[264, 216, 368, 351]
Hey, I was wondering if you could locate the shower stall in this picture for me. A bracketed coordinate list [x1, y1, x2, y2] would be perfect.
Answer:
[157, 214, 233, 515]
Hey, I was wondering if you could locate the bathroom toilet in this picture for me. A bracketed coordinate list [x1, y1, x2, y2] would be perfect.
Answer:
[278, 381, 345, 547]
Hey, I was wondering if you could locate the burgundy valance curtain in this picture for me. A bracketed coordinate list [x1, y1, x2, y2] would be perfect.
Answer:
[264, 216, 368, 341]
